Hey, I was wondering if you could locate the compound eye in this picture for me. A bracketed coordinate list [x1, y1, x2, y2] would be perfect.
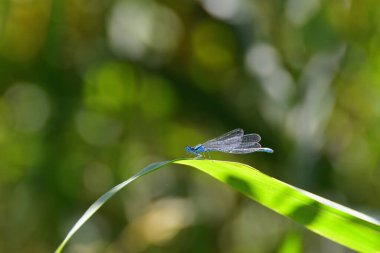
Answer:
[194, 144, 202, 150]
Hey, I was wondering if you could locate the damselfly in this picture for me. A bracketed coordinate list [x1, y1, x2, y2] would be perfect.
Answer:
[185, 128, 273, 158]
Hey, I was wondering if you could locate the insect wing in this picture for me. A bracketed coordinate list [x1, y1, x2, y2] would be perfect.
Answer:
[203, 133, 261, 152]
[194, 129, 271, 155]
[225, 133, 262, 154]
[202, 128, 244, 147]
[241, 133, 261, 143]
[203, 136, 243, 151]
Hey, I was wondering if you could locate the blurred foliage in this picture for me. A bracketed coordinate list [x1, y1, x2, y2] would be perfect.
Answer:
[0, 0, 379, 252]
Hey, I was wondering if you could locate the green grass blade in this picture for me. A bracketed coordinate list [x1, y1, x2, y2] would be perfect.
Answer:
[55, 159, 178, 253]
[175, 159, 380, 253]
[56, 159, 380, 252]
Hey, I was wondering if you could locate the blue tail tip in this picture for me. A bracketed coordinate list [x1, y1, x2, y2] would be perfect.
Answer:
[261, 148, 274, 153]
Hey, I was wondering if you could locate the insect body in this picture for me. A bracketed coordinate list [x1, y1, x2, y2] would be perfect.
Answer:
[185, 128, 273, 158]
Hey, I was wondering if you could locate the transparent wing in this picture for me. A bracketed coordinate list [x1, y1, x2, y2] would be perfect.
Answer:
[199, 130, 270, 154]
[226, 134, 262, 153]
[204, 134, 261, 154]
[206, 141, 261, 153]
[204, 133, 262, 153]
[235, 141, 261, 149]
[202, 128, 244, 147]
[203, 136, 243, 151]
[240, 133, 261, 143]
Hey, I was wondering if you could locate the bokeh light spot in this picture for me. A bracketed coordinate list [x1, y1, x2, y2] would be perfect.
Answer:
[3, 83, 50, 133]
[84, 61, 136, 112]
[75, 109, 123, 146]
[201, 0, 242, 21]
[126, 198, 195, 251]
[191, 21, 236, 70]
[107, 0, 183, 64]
[189, 21, 237, 90]
[245, 43, 279, 78]
[285, 0, 320, 26]
[83, 162, 113, 196]
[0, 0, 50, 62]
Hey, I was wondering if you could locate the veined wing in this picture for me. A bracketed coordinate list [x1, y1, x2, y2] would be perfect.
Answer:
[202, 128, 244, 147]
[226, 134, 262, 153]
[203, 135, 243, 151]
[227, 142, 261, 153]
[240, 133, 261, 143]
[235, 141, 261, 149]
[203, 133, 261, 152]
[206, 133, 262, 153]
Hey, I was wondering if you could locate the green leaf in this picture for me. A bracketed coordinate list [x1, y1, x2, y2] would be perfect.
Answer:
[175, 159, 380, 253]
[55, 159, 380, 253]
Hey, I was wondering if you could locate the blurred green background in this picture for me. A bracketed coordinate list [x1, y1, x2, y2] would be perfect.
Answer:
[0, 0, 379, 252]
